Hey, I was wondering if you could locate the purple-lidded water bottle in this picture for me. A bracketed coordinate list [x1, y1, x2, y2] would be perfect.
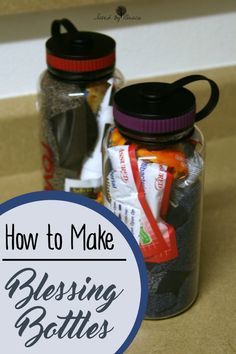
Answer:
[103, 75, 219, 318]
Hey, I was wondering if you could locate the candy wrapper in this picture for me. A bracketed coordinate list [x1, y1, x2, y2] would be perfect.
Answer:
[104, 143, 178, 263]
[103, 127, 203, 264]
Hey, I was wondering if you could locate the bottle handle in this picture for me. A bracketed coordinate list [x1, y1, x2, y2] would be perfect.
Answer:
[171, 75, 219, 121]
[158, 74, 219, 122]
[51, 18, 79, 36]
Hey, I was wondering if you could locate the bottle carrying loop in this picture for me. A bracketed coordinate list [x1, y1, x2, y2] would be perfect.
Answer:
[158, 74, 220, 122]
[51, 18, 79, 37]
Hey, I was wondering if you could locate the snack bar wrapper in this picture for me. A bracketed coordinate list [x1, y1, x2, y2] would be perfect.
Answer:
[104, 145, 178, 263]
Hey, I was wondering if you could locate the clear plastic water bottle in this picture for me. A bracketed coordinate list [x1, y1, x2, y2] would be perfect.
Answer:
[103, 75, 219, 318]
[38, 19, 124, 202]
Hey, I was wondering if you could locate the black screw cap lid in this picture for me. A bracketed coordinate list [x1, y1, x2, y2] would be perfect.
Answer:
[46, 19, 116, 79]
[113, 75, 219, 136]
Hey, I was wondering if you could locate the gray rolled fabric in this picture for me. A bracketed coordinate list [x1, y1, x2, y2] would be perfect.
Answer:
[145, 178, 202, 319]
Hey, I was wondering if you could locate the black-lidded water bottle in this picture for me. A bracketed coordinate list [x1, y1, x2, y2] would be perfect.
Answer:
[103, 75, 219, 318]
[38, 19, 124, 202]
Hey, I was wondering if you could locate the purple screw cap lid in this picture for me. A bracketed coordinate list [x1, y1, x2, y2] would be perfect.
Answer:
[113, 82, 196, 136]
[113, 105, 196, 134]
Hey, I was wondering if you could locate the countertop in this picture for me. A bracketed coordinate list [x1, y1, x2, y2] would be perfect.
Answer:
[0, 66, 236, 353]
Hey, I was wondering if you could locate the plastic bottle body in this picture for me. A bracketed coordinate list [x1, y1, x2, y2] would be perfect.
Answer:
[103, 125, 205, 318]
[38, 69, 124, 202]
